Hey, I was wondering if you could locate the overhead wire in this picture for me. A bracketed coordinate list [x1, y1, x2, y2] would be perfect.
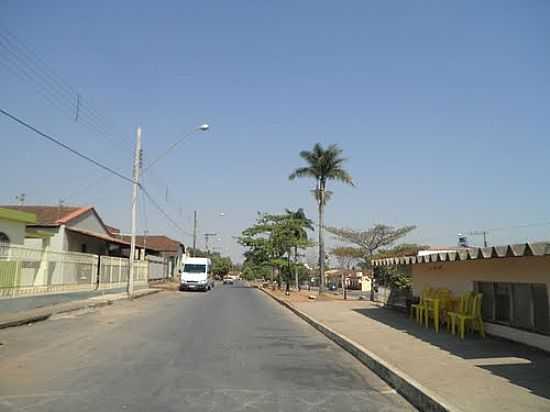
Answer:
[0, 108, 135, 185]
[0, 27, 133, 153]
[0, 27, 118, 134]
[2, 106, 192, 241]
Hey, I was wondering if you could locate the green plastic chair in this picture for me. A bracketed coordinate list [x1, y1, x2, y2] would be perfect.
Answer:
[450, 293, 485, 339]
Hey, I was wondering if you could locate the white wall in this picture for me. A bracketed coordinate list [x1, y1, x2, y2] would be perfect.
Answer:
[67, 210, 109, 235]
[0, 218, 26, 245]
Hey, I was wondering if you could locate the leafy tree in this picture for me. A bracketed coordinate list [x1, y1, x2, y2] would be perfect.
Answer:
[284, 208, 314, 290]
[330, 246, 363, 269]
[211, 255, 232, 276]
[289, 143, 354, 291]
[326, 224, 416, 269]
[238, 211, 313, 291]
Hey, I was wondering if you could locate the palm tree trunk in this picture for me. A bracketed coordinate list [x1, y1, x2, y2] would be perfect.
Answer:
[294, 245, 299, 291]
[318, 181, 326, 293]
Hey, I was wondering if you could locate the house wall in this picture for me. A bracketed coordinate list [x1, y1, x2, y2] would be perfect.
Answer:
[0, 218, 26, 245]
[23, 226, 65, 251]
[67, 210, 109, 235]
[411, 256, 550, 351]
[65, 230, 109, 255]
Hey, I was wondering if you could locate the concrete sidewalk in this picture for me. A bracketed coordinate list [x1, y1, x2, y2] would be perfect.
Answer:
[291, 299, 550, 412]
[0, 288, 161, 330]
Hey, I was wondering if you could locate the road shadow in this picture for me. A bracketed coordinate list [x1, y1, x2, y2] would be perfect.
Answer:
[353, 306, 550, 400]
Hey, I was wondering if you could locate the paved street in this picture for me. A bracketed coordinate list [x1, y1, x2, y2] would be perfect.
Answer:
[0, 284, 414, 411]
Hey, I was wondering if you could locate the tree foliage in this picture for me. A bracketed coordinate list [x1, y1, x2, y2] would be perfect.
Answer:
[330, 246, 363, 269]
[238, 211, 314, 286]
[326, 224, 416, 256]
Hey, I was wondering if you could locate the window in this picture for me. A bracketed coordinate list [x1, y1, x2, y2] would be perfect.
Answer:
[0, 232, 10, 256]
[183, 264, 206, 273]
[475, 281, 550, 335]
[0, 232, 10, 244]
[81, 244, 87, 253]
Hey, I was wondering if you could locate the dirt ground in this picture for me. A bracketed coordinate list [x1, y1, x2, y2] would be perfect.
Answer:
[261, 286, 346, 303]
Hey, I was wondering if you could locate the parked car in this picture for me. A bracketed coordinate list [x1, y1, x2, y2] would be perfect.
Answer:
[223, 276, 234, 285]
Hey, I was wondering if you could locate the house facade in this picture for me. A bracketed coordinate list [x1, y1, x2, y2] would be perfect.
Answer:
[373, 242, 550, 352]
[0, 207, 37, 246]
[0, 205, 135, 256]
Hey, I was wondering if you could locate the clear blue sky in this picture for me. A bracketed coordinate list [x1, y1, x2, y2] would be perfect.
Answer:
[1, 1, 549, 262]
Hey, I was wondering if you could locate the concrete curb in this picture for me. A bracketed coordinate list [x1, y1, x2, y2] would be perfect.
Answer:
[0, 289, 161, 331]
[257, 287, 460, 412]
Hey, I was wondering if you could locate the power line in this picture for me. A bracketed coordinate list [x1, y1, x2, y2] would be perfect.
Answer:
[0, 27, 118, 132]
[0, 27, 133, 152]
[141, 186, 193, 238]
[0, 108, 135, 185]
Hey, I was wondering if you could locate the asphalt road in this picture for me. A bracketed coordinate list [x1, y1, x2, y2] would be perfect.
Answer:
[0, 284, 415, 411]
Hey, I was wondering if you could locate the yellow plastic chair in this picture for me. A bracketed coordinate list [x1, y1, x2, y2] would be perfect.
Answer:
[425, 288, 452, 333]
[410, 288, 432, 324]
[446, 292, 473, 334]
[451, 293, 485, 339]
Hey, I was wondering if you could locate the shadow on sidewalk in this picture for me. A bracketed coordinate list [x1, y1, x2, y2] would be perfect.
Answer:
[353, 306, 550, 400]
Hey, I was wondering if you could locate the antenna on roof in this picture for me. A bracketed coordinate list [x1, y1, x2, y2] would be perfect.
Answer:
[15, 193, 26, 206]
[57, 199, 65, 220]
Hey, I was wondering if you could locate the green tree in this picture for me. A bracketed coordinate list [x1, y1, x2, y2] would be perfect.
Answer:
[330, 246, 363, 269]
[211, 254, 232, 277]
[289, 143, 354, 292]
[238, 211, 313, 291]
[326, 224, 416, 269]
[284, 208, 314, 290]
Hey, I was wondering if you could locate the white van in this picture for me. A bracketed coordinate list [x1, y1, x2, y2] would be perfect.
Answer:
[179, 257, 214, 291]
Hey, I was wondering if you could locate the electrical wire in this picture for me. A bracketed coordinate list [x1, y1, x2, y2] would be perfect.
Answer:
[0, 28, 118, 133]
[140, 186, 193, 238]
[0, 27, 134, 152]
[0, 108, 135, 185]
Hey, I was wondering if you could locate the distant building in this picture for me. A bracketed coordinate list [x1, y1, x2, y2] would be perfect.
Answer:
[120, 234, 185, 277]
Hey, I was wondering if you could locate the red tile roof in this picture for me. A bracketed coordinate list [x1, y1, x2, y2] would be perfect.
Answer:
[121, 235, 184, 254]
[66, 227, 131, 246]
[0, 205, 91, 225]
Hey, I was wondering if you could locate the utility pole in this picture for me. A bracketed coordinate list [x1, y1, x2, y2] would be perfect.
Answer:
[468, 230, 489, 248]
[128, 127, 142, 298]
[204, 232, 217, 255]
[192, 210, 198, 256]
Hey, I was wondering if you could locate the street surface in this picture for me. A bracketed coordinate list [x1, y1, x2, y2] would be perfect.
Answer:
[0, 283, 414, 411]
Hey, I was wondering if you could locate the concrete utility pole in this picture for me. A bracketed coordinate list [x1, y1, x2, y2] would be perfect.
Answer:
[204, 233, 217, 255]
[128, 127, 142, 298]
[192, 210, 198, 256]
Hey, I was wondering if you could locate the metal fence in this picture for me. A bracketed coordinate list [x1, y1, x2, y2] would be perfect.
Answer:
[0, 243, 148, 298]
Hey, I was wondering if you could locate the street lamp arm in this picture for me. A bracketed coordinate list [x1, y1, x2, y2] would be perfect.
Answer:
[143, 124, 209, 173]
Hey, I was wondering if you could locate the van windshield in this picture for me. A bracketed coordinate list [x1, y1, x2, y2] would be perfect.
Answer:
[183, 264, 206, 273]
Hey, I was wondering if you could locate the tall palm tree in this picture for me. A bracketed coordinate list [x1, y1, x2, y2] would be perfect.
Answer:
[285, 208, 314, 290]
[289, 144, 354, 291]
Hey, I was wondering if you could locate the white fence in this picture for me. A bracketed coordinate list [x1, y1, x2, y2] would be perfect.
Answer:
[147, 255, 170, 281]
[0, 244, 149, 298]
[98, 255, 148, 290]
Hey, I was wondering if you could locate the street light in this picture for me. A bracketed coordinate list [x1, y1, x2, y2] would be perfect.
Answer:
[143, 123, 210, 173]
